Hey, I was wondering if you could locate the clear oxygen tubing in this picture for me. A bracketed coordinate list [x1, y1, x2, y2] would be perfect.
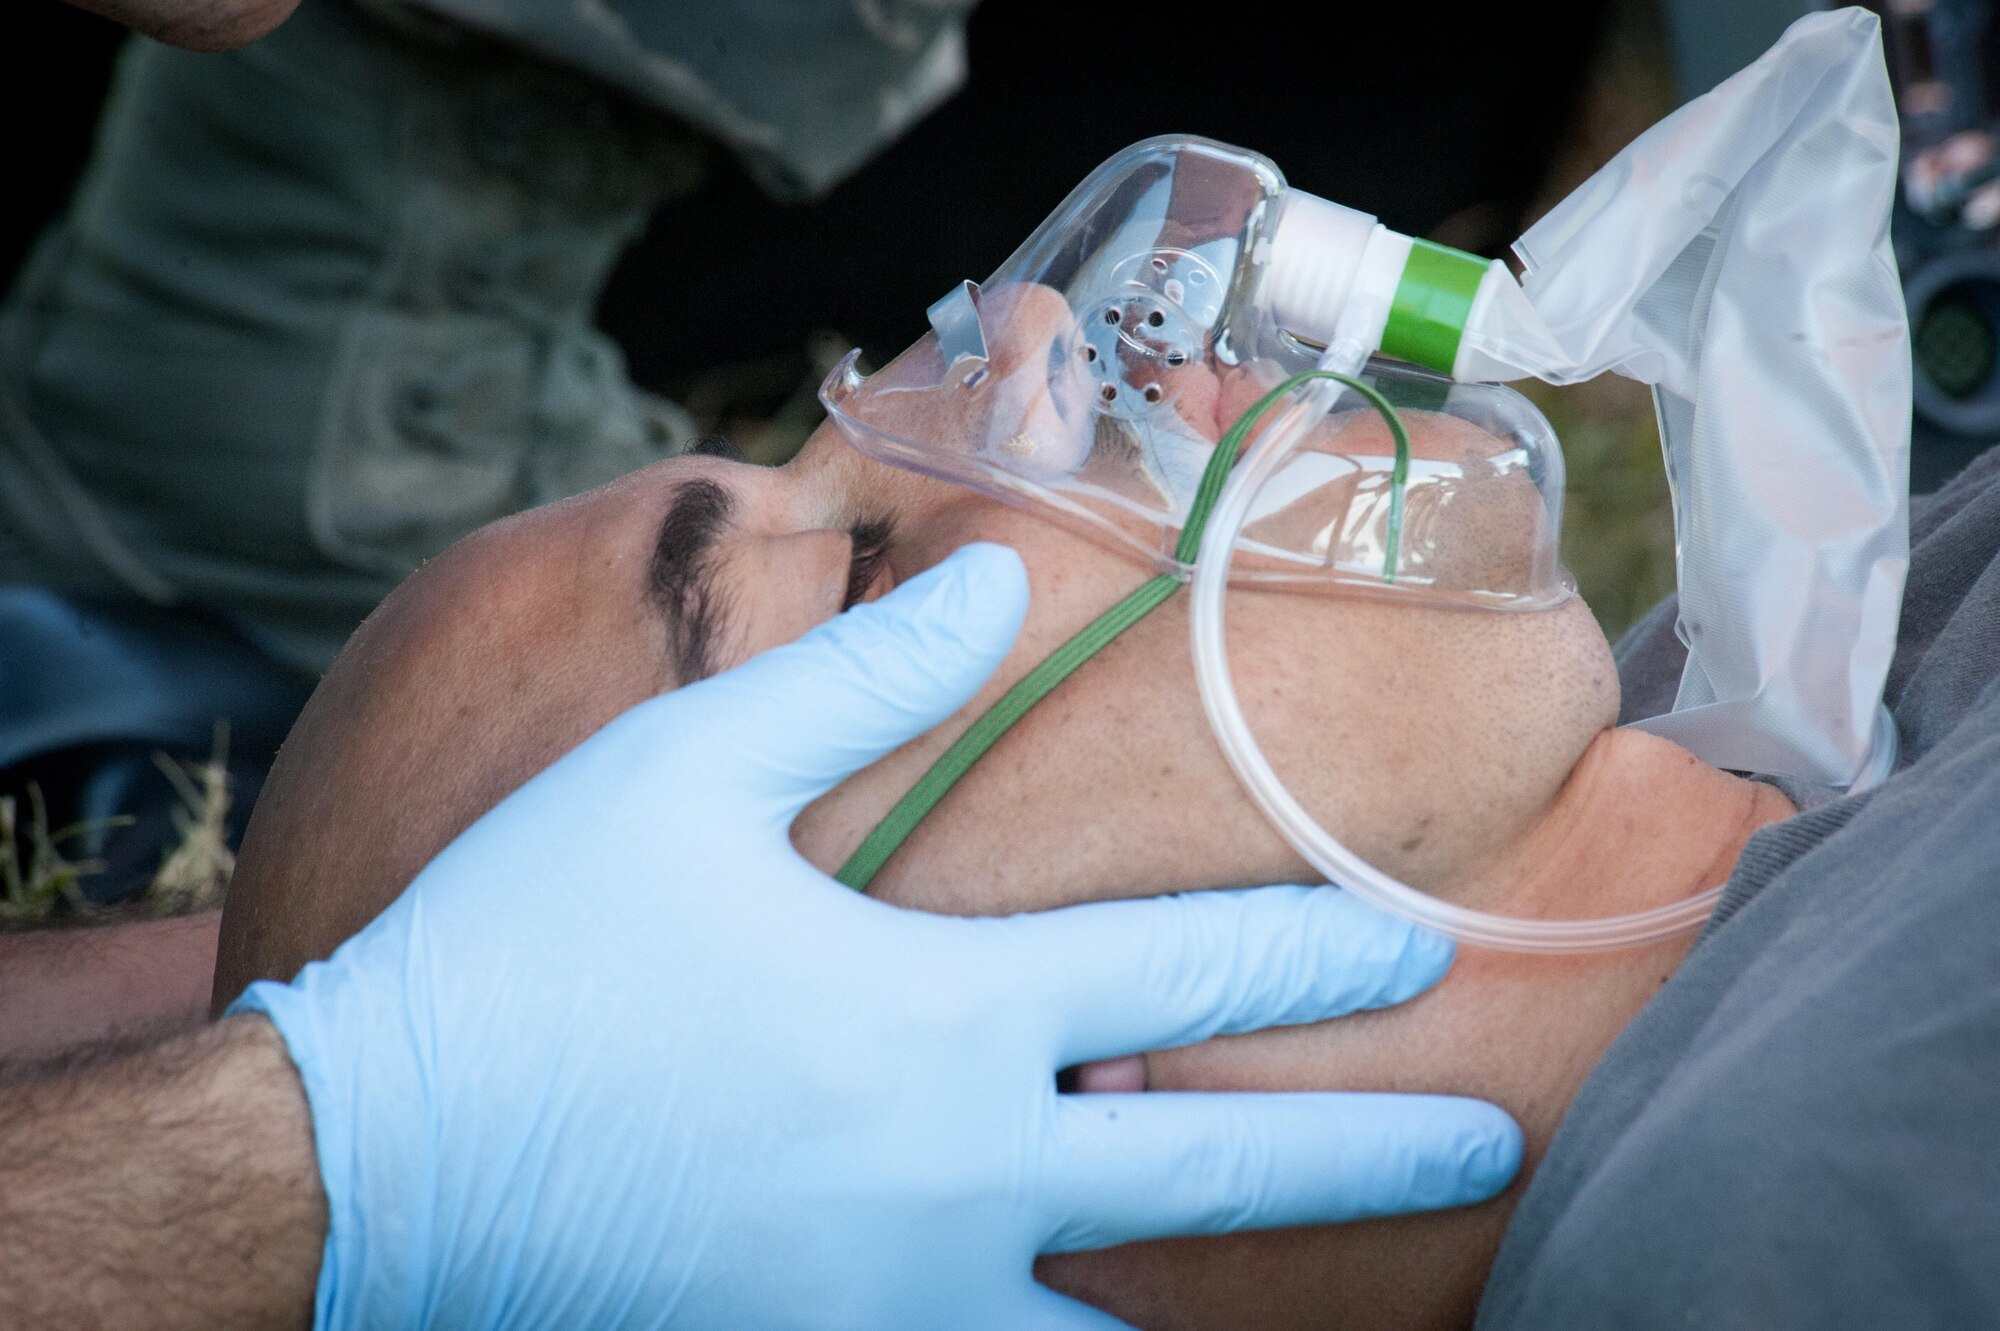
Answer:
[1179, 6, 1917, 951]
[1187, 339, 1722, 954]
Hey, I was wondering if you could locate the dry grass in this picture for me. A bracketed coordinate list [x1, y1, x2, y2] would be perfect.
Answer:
[0, 725, 235, 931]
[1526, 374, 1677, 641]
[0, 785, 118, 928]
[670, 331, 861, 467]
[145, 727, 236, 918]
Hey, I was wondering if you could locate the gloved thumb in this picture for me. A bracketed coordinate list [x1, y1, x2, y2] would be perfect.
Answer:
[688, 541, 1030, 815]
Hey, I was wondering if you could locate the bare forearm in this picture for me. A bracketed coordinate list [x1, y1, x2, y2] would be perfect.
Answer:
[0, 914, 221, 1063]
[0, 1017, 324, 1330]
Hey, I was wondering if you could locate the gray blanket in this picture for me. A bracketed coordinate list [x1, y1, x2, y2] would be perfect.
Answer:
[1478, 446, 2000, 1327]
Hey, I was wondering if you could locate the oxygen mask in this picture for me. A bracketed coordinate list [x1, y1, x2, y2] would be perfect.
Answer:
[820, 137, 1571, 610]
[822, 8, 1910, 953]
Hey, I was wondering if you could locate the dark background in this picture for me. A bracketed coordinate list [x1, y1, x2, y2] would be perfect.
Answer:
[5, 0, 1611, 387]
[596, 0, 1609, 379]
[0, 0, 1649, 917]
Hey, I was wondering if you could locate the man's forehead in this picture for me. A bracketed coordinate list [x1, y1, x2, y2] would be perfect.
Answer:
[354, 459, 724, 706]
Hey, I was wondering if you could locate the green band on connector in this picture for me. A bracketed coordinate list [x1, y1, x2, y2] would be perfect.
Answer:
[1381, 238, 1487, 374]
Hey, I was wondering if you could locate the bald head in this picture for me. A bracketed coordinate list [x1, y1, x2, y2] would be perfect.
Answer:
[214, 472, 680, 986]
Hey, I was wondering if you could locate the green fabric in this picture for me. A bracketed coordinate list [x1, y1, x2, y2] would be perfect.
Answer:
[375, 0, 980, 200]
[1381, 238, 1488, 375]
[0, 0, 699, 672]
[836, 370, 1411, 892]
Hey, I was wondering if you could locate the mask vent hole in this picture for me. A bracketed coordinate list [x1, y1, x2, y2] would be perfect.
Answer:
[1143, 384, 1163, 403]
[1147, 310, 1166, 327]
[1103, 308, 1121, 325]
[1151, 256, 1170, 272]
[1100, 384, 1119, 403]
[1165, 350, 1187, 367]
[1083, 344, 1098, 363]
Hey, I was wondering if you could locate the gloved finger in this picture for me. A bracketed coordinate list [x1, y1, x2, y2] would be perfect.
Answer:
[1006, 885, 1454, 1068]
[969, 1281, 1139, 1331]
[1036, 1091, 1521, 1253]
[680, 542, 1030, 814]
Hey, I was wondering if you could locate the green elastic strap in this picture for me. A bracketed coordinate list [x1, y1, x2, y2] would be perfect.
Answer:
[834, 370, 1411, 892]
[1380, 238, 1488, 376]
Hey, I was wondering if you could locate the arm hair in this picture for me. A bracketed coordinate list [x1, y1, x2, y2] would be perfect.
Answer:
[0, 1017, 324, 1330]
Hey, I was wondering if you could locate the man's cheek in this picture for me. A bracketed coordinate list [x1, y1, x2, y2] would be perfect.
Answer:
[723, 530, 853, 667]
[1166, 363, 1223, 440]
[1218, 366, 1277, 433]
[1160, 362, 1273, 447]
[1034, 1245, 1184, 1329]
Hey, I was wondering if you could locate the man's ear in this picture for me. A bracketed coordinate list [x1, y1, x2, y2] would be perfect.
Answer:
[64, 0, 301, 51]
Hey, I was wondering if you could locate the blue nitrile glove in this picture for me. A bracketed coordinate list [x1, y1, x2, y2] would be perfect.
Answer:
[232, 543, 1521, 1331]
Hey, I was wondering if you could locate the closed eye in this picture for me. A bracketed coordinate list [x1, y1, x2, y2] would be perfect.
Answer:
[843, 518, 894, 610]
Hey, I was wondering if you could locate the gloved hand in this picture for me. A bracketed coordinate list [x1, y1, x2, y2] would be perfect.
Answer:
[233, 543, 1521, 1331]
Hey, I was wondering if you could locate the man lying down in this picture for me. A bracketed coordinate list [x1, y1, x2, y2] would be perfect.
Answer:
[212, 284, 2000, 1328]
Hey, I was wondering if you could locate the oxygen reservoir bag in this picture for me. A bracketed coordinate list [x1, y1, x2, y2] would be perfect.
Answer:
[823, 8, 1910, 950]
[1455, 5, 1909, 790]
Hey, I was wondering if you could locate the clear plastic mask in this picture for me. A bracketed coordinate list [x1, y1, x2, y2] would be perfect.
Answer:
[820, 136, 1572, 609]
[824, 11, 1908, 953]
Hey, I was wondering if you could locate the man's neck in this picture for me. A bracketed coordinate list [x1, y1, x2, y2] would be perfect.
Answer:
[1470, 727, 1798, 924]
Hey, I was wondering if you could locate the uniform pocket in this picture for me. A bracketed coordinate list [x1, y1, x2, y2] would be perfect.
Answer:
[307, 308, 680, 576]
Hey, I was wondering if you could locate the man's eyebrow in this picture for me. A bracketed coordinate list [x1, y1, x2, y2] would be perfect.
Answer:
[648, 477, 735, 682]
